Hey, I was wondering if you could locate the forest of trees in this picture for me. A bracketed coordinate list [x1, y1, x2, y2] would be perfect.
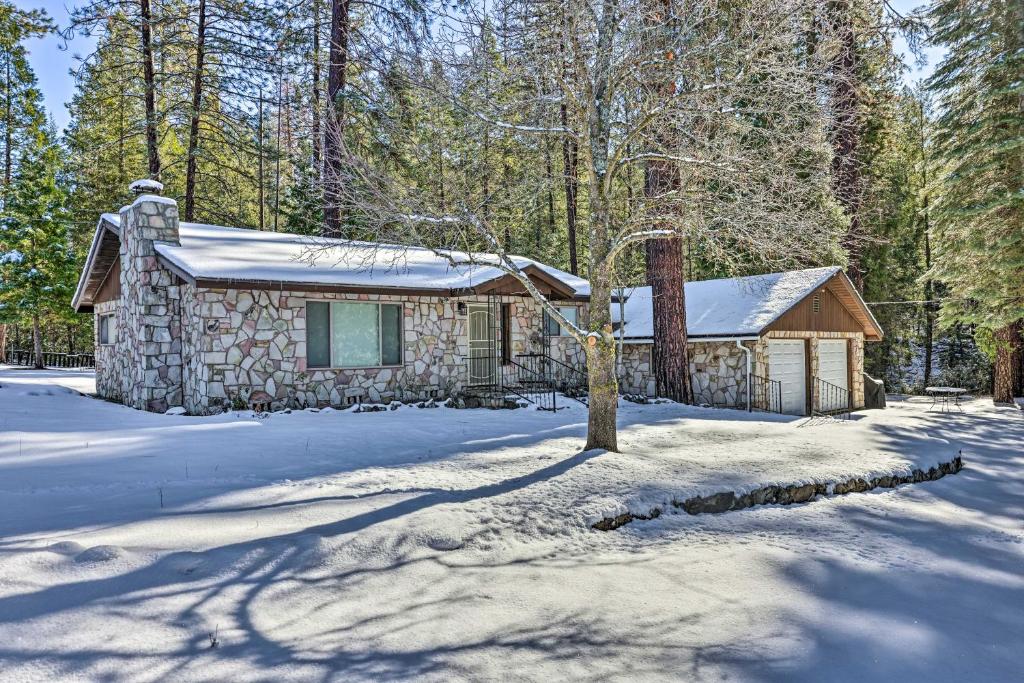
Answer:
[0, 0, 1020, 443]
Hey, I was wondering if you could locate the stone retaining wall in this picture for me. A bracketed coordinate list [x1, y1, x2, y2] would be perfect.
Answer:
[592, 453, 964, 530]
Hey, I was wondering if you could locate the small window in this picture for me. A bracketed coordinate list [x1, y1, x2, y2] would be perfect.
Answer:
[812, 295, 821, 314]
[306, 301, 403, 368]
[543, 306, 578, 337]
[97, 314, 116, 345]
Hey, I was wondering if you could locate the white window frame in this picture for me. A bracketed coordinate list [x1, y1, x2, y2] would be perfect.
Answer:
[97, 313, 116, 346]
[305, 301, 404, 369]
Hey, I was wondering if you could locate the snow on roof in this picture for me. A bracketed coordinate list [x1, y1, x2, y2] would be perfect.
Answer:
[613, 267, 843, 339]
[129, 178, 164, 194]
[146, 221, 588, 296]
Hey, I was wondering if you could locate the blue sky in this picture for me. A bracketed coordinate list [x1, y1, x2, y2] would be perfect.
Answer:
[23, 0, 944, 133]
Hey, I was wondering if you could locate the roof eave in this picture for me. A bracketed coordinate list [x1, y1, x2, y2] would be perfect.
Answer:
[71, 216, 121, 312]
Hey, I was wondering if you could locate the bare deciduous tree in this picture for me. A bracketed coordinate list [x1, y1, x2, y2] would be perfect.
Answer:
[318, 0, 846, 451]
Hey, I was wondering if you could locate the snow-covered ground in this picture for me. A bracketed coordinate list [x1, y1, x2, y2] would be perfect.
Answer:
[0, 366, 1021, 682]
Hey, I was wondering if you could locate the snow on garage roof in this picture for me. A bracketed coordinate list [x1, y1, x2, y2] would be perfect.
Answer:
[612, 266, 873, 339]
[96, 214, 590, 298]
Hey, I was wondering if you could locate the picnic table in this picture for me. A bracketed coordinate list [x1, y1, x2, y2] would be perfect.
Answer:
[925, 386, 967, 413]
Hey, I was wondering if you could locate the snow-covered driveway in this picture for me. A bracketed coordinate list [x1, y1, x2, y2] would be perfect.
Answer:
[0, 367, 1021, 681]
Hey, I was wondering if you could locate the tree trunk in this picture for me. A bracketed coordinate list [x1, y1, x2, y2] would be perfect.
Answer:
[559, 32, 579, 275]
[257, 89, 265, 230]
[184, 0, 206, 221]
[32, 313, 43, 370]
[0, 323, 7, 362]
[923, 228, 934, 388]
[827, 2, 863, 291]
[581, 0, 619, 452]
[640, 0, 692, 405]
[585, 329, 619, 452]
[140, 0, 161, 179]
[561, 110, 579, 275]
[322, 0, 350, 237]
[4, 56, 11, 185]
[645, 234, 693, 403]
[993, 321, 1023, 403]
[311, 0, 322, 173]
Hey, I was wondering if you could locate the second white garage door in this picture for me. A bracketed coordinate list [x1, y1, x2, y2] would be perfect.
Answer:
[817, 339, 849, 411]
[768, 339, 806, 415]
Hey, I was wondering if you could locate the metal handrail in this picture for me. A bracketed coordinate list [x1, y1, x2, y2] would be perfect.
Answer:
[812, 377, 851, 419]
[465, 352, 589, 411]
[750, 374, 783, 413]
[516, 353, 588, 405]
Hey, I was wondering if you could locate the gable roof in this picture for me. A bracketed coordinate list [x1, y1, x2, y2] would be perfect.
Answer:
[613, 267, 883, 341]
[73, 216, 591, 311]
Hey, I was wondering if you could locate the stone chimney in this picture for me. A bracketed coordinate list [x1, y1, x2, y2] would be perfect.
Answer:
[118, 180, 184, 412]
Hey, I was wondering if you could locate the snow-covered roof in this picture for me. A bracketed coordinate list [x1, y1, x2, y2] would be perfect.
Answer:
[93, 214, 590, 299]
[613, 266, 880, 340]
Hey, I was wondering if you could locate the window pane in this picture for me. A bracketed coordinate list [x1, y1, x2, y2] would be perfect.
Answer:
[97, 315, 107, 344]
[107, 316, 117, 344]
[380, 304, 402, 366]
[543, 310, 560, 337]
[331, 302, 380, 367]
[559, 306, 577, 334]
[307, 302, 331, 368]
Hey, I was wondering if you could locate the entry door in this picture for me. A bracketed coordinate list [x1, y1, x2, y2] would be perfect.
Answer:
[817, 340, 849, 412]
[769, 339, 807, 415]
[467, 304, 496, 385]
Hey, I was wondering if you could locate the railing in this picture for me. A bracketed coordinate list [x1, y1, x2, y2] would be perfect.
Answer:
[750, 374, 783, 413]
[813, 377, 851, 420]
[5, 349, 96, 368]
[464, 352, 588, 411]
[519, 353, 589, 406]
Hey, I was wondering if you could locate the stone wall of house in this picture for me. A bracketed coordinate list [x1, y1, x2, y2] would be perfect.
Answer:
[93, 299, 125, 401]
[179, 289, 549, 414]
[752, 331, 865, 410]
[101, 194, 184, 412]
[617, 340, 749, 406]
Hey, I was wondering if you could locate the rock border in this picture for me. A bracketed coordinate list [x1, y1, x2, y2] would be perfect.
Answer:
[592, 453, 964, 531]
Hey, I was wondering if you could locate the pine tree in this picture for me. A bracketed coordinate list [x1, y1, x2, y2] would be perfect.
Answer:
[928, 0, 1024, 403]
[0, 126, 76, 368]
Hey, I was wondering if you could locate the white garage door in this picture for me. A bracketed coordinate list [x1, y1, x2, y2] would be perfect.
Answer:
[817, 340, 849, 412]
[768, 339, 806, 415]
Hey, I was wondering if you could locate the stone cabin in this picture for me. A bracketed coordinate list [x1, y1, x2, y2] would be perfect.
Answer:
[72, 185, 590, 414]
[612, 268, 883, 415]
[73, 184, 881, 417]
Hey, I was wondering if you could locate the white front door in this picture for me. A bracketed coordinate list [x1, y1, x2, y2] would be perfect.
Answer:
[467, 304, 496, 386]
[817, 339, 849, 411]
[769, 339, 807, 415]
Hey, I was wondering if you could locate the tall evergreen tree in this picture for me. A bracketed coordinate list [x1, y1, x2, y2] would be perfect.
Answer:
[0, 126, 76, 368]
[928, 0, 1024, 403]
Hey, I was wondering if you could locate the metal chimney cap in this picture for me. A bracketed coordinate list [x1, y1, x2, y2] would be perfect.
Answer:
[129, 178, 164, 195]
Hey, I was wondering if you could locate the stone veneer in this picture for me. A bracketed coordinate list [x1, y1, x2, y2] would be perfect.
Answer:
[618, 331, 866, 412]
[181, 289, 553, 415]
[618, 340, 750, 407]
[108, 194, 184, 413]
